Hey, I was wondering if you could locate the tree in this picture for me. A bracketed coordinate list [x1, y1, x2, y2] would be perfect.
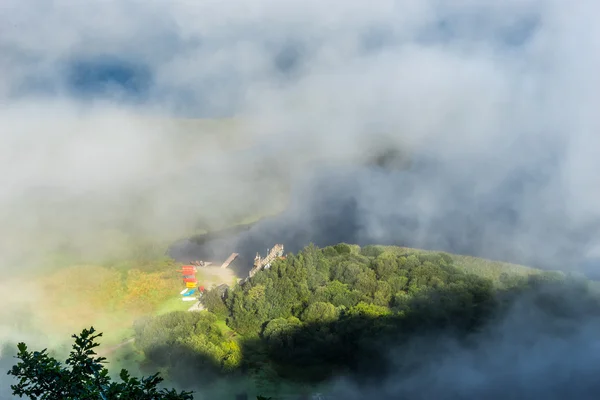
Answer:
[262, 317, 302, 348]
[301, 302, 338, 323]
[7, 327, 194, 400]
[372, 254, 398, 280]
[201, 287, 229, 318]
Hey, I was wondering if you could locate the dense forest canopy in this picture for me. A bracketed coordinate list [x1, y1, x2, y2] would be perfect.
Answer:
[130, 243, 598, 398]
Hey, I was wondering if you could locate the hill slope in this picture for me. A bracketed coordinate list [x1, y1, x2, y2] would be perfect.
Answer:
[371, 245, 541, 284]
[132, 242, 580, 398]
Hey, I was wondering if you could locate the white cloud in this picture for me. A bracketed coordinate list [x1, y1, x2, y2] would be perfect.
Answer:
[1, 0, 600, 270]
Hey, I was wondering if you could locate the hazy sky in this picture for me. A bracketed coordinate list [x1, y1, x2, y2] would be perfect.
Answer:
[3, 0, 600, 273]
[2, 0, 600, 271]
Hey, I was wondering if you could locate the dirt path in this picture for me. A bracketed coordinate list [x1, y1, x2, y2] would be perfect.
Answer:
[187, 301, 204, 312]
[99, 337, 135, 356]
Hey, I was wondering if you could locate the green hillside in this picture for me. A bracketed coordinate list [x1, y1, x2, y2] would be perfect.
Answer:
[129, 242, 582, 398]
[369, 245, 541, 284]
[7, 240, 592, 400]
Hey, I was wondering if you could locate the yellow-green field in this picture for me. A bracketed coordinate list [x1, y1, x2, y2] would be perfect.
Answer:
[0, 248, 243, 358]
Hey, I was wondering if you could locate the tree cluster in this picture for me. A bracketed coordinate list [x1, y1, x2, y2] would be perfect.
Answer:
[133, 310, 242, 376]
[221, 244, 495, 337]
[198, 244, 505, 383]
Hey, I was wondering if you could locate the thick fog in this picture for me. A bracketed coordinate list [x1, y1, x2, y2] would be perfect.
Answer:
[3, 0, 600, 273]
[2, 0, 600, 398]
[327, 281, 600, 400]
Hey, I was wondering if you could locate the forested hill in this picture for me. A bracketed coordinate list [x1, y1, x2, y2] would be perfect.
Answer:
[131, 243, 597, 398]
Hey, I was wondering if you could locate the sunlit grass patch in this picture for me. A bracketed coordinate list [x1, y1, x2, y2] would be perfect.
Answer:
[155, 296, 192, 316]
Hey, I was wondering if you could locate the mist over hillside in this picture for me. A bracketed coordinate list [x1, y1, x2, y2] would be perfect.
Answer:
[4, 0, 600, 275]
[172, 154, 600, 279]
[3, 0, 600, 398]
[327, 284, 600, 400]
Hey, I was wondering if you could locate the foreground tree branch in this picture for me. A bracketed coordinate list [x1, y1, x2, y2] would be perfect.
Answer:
[7, 327, 194, 400]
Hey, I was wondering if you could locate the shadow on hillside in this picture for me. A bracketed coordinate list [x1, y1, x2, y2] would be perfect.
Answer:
[140, 281, 504, 396]
[138, 342, 226, 387]
[136, 275, 600, 399]
[240, 284, 501, 388]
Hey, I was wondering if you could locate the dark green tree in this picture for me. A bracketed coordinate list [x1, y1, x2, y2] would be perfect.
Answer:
[300, 302, 338, 323]
[201, 287, 229, 318]
[7, 327, 194, 400]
